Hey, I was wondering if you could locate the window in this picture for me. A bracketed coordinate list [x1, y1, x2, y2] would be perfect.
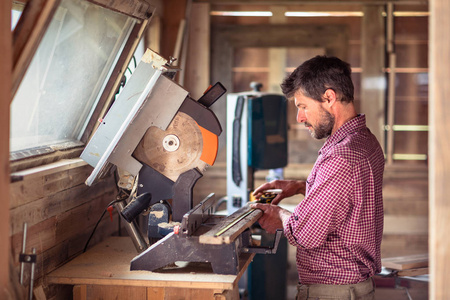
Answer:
[11, 3, 23, 30]
[10, 0, 136, 155]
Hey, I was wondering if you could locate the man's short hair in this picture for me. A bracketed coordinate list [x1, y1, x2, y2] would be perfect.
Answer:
[280, 55, 354, 103]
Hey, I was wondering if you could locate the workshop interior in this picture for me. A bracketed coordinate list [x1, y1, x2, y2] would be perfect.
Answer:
[3, 0, 449, 299]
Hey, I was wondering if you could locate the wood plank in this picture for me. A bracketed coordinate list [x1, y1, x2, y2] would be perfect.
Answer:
[73, 285, 87, 300]
[10, 147, 84, 173]
[383, 199, 428, 216]
[397, 267, 429, 277]
[44, 283, 73, 300]
[381, 234, 428, 258]
[382, 253, 428, 270]
[161, 0, 187, 58]
[430, 0, 450, 298]
[10, 187, 118, 258]
[10, 158, 87, 180]
[383, 215, 428, 235]
[10, 159, 90, 209]
[11, 213, 119, 283]
[199, 206, 262, 245]
[47, 237, 251, 291]
[0, 1, 11, 298]
[382, 179, 428, 200]
[165, 288, 217, 299]
[10, 174, 115, 235]
[147, 287, 165, 300]
[86, 285, 147, 300]
[214, 288, 238, 300]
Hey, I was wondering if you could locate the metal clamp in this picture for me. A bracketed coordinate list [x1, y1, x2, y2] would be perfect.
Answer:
[19, 223, 37, 300]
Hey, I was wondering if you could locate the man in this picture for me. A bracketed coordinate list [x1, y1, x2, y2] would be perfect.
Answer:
[251, 56, 384, 300]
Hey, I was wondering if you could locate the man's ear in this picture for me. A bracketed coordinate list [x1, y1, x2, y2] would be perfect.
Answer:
[323, 89, 337, 107]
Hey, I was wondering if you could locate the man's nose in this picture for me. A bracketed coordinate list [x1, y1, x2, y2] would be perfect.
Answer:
[297, 109, 306, 123]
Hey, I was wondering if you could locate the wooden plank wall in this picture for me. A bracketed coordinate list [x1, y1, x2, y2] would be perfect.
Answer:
[381, 166, 428, 257]
[429, 0, 450, 298]
[1, 1, 11, 299]
[9, 160, 119, 299]
[205, 2, 430, 258]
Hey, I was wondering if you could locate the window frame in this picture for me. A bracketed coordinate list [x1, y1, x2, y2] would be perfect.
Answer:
[10, 0, 154, 172]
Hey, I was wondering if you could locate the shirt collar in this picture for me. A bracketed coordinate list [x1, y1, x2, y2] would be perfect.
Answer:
[319, 114, 366, 155]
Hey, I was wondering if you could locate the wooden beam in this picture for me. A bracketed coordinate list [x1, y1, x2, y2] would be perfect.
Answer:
[360, 5, 385, 149]
[268, 6, 287, 93]
[185, 3, 210, 99]
[429, 0, 450, 299]
[161, 0, 188, 59]
[87, 0, 154, 20]
[0, 1, 11, 299]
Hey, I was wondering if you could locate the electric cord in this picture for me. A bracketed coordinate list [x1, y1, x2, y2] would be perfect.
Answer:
[83, 198, 123, 253]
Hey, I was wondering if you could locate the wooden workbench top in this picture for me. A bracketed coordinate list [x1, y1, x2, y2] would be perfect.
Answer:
[47, 236, 254, 291]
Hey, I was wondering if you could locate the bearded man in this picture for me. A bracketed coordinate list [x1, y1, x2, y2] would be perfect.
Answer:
[252, 56, 385, 300]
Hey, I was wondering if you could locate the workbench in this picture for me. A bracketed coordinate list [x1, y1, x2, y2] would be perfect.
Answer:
[47, 236, 254, 300]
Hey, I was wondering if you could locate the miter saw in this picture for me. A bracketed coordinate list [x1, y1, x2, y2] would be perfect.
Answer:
[80, 49, 281, 275]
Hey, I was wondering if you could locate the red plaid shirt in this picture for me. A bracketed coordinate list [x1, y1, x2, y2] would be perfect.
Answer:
[284, 114, 384, 285]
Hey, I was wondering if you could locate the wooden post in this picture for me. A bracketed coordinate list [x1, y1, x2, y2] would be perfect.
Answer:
[429, 0, 450, 299]
[185, 3, 210, 99]
[360, 5, 385, 149]
[268, 6, 287, 93]
[0, 1, 11, 298]
[161, 0, 187, 59]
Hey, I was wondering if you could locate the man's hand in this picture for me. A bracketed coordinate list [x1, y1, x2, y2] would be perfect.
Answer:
[250, 203, 292, 234]
[253, 180, 306, 205]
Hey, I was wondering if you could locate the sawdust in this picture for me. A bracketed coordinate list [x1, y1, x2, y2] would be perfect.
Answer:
[150, 210, 164, 218]
[158, 222, 181, 229]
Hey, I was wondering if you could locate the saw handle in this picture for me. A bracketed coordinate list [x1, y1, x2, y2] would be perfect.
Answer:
[121, 192, 152, 223]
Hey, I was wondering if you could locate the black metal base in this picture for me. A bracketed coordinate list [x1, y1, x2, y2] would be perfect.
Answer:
[130, 232, 241, 275]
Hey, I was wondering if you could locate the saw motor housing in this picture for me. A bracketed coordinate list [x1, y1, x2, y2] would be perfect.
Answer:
[81, 49, 282, 275]
[81, 49, 225, 242]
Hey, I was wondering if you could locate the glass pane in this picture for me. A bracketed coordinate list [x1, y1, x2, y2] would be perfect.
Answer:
[11, 5, 23, 30]
[10, 0, 136, 152]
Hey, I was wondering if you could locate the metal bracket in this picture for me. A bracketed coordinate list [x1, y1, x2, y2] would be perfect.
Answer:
[243, 229, 283, 254]
[19, 223, 37, 300]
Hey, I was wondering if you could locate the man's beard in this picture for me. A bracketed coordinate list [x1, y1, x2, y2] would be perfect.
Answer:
[305, 108, 335, 140]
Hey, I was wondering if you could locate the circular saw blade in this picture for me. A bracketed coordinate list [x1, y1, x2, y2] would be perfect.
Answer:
[133, 112, 208, 182]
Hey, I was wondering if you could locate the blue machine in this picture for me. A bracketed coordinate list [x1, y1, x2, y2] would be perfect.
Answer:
[226, 90, 288, 213]
[226, 87, 288, 300]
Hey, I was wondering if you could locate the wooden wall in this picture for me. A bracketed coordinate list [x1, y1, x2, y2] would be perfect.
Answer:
[1, 1, 11, 299]
[9, 160, 119, 299]
[196, 2, 430, 260]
